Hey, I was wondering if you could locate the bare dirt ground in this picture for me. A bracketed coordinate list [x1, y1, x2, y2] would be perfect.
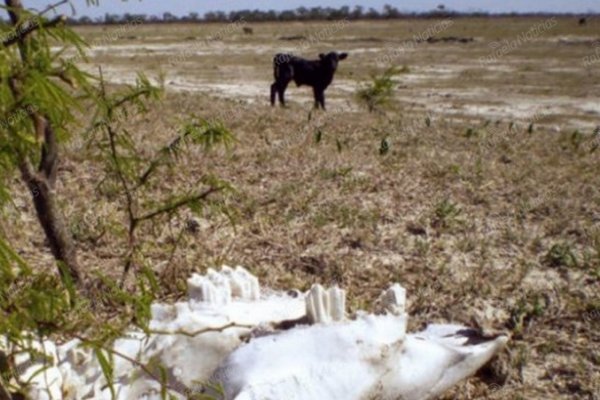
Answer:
[6, 18, 600, 399]
[75, 18, 600, 128]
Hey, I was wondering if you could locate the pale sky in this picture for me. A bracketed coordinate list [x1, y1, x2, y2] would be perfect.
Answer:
[19, 0, 600, 19]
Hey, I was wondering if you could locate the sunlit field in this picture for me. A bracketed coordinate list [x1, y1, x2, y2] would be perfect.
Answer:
[6, 17, 600, 399]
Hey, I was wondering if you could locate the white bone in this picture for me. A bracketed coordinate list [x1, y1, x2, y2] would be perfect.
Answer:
[377, 283, 406, 316]
[13, 267, 506, 400]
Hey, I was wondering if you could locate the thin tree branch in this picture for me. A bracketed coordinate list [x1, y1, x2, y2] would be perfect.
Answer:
[71, 334, 184, 396]
[71, 323, 249, 397]
[136, 134, 185, 188]
[136, 187, 223, 223]
[111, 88, 154, 110]
[50, 68, 77, 87]
[39, 0, 68, 16]
[0, 376, 11, 400]
[106, 124, 137, 230]
[148, 322, 254, 338]
[98, 67, 141, 284]
[2, 14, 66, 48]
[106, 121, 139, 282]
[136, 127, 200, 189]
[161, 224, 186, 283]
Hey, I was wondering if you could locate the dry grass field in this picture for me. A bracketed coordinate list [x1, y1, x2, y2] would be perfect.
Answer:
[5, 17, 600, 399]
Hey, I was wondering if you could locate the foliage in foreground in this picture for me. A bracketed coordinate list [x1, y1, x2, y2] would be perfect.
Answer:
[0, 1, 232, 398]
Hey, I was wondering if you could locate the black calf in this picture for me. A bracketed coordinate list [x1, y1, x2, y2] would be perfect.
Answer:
[270, 52, 348, 110]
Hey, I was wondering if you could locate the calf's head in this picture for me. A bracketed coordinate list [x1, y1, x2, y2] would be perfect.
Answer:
[318, 52, 348, 71]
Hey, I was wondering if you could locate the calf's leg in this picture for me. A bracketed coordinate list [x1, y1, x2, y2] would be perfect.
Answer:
[277, 80, 290, 107]
[313, 88, 326, 110]
[270, 83, 278, 106]
[271, 78, 290, 107]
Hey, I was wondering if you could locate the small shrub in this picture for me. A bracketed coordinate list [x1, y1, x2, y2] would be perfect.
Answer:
[464, 127, 479, 138]
[570, 130, 584, 151]
[356, 67, 399, 112]
[508, 293, 547, 336]
[314, 129, 323, 144]
[379, 138, 390, 155]
[543, 243, 578, 268]
[431, 198, 462, 229]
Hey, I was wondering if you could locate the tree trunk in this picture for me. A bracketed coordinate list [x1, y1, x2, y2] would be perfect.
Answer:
[0, 380, 11, 400]
[6, 0, 82, 284]
[19, 162, 81, 283]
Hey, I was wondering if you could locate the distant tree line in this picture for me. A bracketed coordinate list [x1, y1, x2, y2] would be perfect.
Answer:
[74, 5, 451, 25]
[0, 4, 595, 25]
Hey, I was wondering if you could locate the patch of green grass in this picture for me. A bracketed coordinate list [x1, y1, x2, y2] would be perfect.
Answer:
[456, 235, 477, 254]
[379, 138, 390, 155]
[543, 243, 578, 268]
[319, 166, 353, 180]
[464, 127, 479, 138]
[508, 292, 548, 336]
[312, 203, 379, 229]
[570, 130, 585, 151]
[340, 175, 373, 194]
[414, 238, 430, 257]
[431, 198, 462, 229]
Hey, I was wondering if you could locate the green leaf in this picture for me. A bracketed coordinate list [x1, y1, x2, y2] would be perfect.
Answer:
[94, 347, 116, 398]
[57, 261, 76, 304]
[0, 237, 30, 278]
[379, 138, 390, 155]
[314, 129, 322, 144]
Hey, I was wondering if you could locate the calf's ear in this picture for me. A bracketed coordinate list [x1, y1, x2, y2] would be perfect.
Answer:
[319, 53, 326, 59]
[339, 53, 348, 60]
